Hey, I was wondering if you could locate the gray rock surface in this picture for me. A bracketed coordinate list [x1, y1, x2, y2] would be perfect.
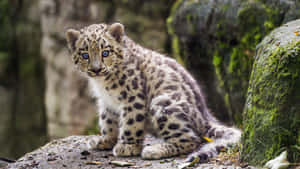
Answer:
[6, 136, 257, 169]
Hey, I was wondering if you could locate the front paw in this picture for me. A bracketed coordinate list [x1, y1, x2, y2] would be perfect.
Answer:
[113, 143, 142, 157]
[141, 145, 166, 159]
[87, 136, 116, 150]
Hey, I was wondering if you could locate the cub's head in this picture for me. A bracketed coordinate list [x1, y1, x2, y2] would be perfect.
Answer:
[66, 23, 125, 77]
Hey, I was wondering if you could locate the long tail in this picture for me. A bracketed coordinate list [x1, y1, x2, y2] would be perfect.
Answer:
[187, 122, 241, 162]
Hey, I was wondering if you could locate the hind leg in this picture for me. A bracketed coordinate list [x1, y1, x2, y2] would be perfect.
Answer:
[142, 131, 198, 159]
[142, 96, 200, 159]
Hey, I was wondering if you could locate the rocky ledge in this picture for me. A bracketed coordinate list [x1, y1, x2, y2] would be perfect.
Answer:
[4, 135, 257, 169]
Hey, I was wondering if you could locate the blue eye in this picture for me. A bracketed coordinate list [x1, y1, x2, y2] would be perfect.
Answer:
[82, 53, 89, 59]
[102, 50, 109, 57]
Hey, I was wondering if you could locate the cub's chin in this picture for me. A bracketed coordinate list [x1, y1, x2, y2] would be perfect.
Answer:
[87, 71, 109, 77]
[87, 72, 100, 77]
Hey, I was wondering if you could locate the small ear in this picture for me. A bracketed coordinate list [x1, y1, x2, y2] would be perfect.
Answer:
[66, 29, 80, 50]
[108, 23, 124, 42]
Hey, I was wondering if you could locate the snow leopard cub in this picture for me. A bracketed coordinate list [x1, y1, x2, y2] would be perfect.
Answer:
[66, 23, 241, 162]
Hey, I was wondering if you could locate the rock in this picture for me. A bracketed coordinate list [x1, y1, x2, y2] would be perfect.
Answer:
[265, 151, 290, 169]
[6, 135, 258, 169]
[167, 0, 300, 124]
[0, 161, 8, 168]
[241, 19, 300, 165]
[0, 157, 15, 168]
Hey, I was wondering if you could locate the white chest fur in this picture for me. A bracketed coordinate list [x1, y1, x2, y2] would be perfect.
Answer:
[89, 78, 123, 113]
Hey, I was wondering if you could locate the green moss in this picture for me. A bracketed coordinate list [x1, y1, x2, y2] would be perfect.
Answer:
[213, 51, 222, 68]
[169, 0, 184, 18]
[167, 19, 185, 66]
[167, 0, 186, 66]
[213, 51, 224, 90]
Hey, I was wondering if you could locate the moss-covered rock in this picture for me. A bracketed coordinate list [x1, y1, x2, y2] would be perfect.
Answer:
[241, 19, 300, 165]
[168, 0, 300, 124]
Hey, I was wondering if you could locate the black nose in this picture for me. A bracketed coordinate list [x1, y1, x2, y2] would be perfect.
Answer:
[91, 68, 101, 74]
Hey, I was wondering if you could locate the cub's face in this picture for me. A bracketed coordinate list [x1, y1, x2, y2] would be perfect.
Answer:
[66, 23, 125, 77]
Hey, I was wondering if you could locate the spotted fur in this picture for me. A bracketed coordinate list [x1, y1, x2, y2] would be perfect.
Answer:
[66, 23, 241, 162]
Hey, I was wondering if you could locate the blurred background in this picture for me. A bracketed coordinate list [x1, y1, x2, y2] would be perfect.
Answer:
[0, 0, 299, 159]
